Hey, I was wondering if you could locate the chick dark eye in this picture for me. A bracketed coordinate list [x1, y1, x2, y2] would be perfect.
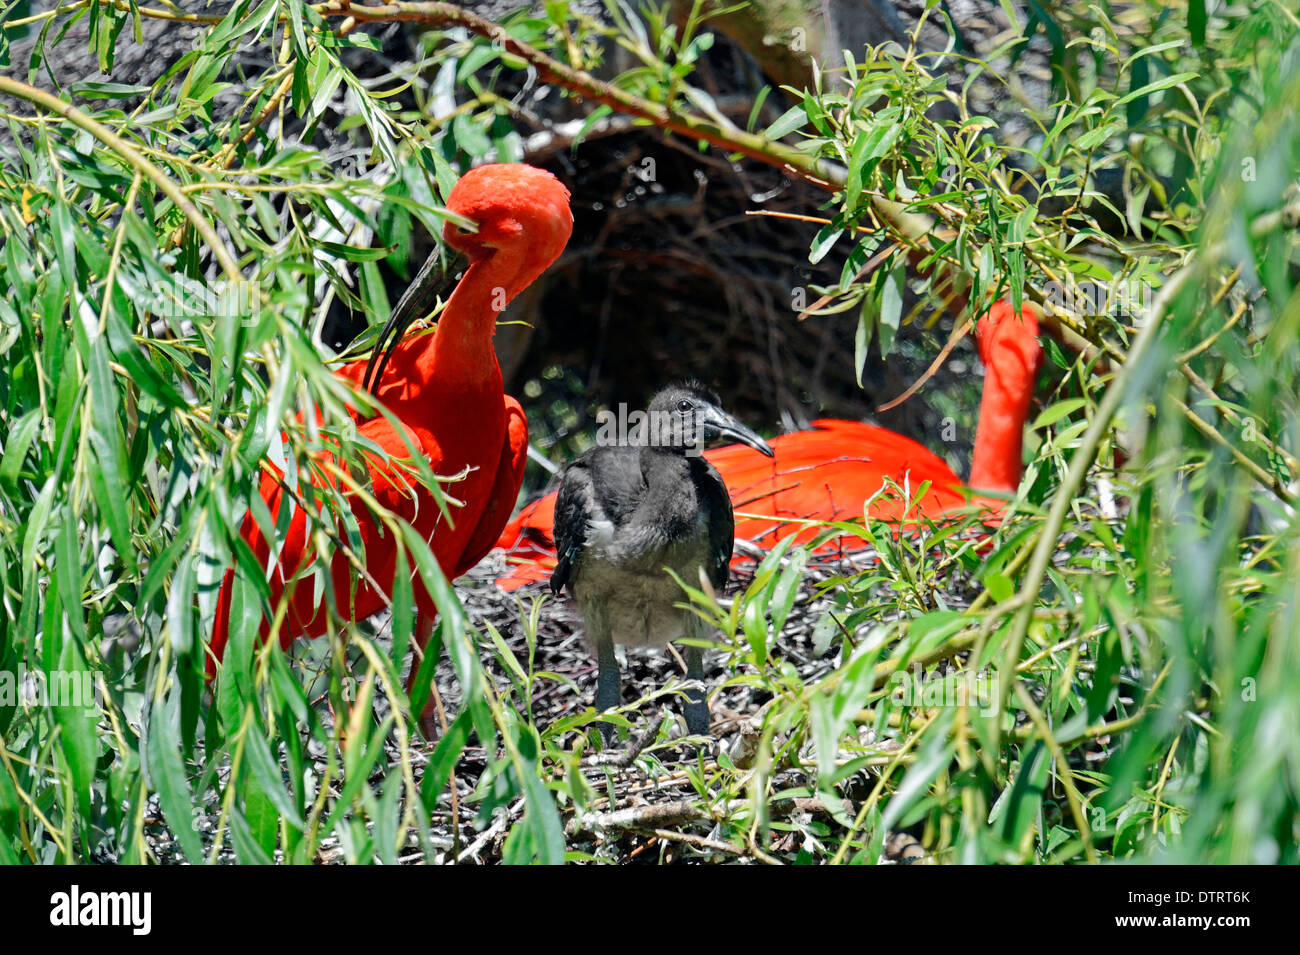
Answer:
[677, 398, 693, 413]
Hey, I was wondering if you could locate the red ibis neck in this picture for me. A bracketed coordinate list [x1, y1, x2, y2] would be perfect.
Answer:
[419, 255, 514, 392]
[968, 338, 1037, 494]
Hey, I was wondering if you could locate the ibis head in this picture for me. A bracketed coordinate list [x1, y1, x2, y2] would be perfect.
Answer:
[640, 381, 774, 459]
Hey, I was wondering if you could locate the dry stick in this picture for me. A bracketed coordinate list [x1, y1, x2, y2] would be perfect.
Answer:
[208, 69, 297, 171]
[751, 222, 977, 414]
[649, 828, 746, 858]
[637, 824, 783, 863]
[797, 242, 900, 321]
[457, 796, 524, 862]
[200, 10, 350, 206]
[569, 796, 837, 836]
[0, 76, 242, 281]
[583, 719, 661, 769]
[877, 316, 976, 413]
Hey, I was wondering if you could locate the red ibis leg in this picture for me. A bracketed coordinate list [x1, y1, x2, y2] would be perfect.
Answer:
[409, 398, 529, 738]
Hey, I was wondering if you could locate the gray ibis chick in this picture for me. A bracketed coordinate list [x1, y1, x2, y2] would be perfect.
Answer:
[550, 382, 774, 738]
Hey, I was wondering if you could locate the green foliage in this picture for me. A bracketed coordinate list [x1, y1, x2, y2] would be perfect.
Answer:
[732, 0, 1300, 862]
[0, 0, 1297, 864]
[0, 0, 565, 863]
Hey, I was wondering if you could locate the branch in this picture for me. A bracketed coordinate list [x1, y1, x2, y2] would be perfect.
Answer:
[309, 2, 941, 244]
[0, 76, 243, 281]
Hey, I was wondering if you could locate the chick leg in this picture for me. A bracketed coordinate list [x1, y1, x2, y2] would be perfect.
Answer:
[682, 642, 710, 736]
[587, 605, 621, 743]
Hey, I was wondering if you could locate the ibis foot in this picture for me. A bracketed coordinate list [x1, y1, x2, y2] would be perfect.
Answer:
[418, 707, 440, 742]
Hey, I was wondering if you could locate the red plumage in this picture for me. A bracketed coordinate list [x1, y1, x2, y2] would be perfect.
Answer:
[209, 164, 573, 673]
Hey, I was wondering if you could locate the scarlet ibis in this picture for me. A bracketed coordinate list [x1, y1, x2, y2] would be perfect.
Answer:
[494, 299, 1042, 587]
[209, 163, 574, 687]
[550, 383, 773, 737]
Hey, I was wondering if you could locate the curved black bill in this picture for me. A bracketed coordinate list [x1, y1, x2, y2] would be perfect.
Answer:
[699, 404, 775, 457]
[362, 246, 469, 395]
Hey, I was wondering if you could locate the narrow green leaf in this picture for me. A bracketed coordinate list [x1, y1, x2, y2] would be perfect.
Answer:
[878, 262, 904, 359]
[144, 692, 204, 862]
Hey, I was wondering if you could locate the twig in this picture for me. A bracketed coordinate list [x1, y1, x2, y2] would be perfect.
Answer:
[457, 797, 523, 863]
[572, 798, 711, 833]
[583, 719, 661, 769]
[569, 796, 840, 835]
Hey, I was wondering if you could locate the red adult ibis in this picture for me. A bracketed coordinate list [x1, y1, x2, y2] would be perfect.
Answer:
[493, 299, 1042, 587]
[209, 163, 574, 686]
